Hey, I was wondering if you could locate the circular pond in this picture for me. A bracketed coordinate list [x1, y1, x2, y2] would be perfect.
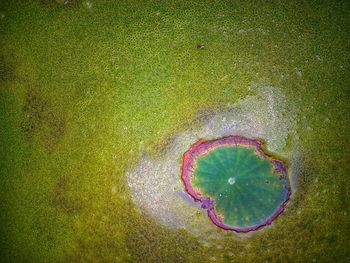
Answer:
[181, 135, 291, 233]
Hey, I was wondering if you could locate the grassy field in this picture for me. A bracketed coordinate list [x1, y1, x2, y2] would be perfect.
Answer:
[0, 0, 349, 262]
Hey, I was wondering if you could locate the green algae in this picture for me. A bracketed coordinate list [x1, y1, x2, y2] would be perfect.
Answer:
[0, 0, 349, 262]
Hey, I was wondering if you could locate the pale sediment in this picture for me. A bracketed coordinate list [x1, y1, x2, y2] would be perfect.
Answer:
[126, 85, 300, 239]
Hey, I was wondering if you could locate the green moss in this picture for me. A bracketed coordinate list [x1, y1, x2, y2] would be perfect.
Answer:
[0, 0, 349, 262]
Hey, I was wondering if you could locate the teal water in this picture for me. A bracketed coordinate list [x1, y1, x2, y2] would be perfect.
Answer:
[193, 146, 287, 227]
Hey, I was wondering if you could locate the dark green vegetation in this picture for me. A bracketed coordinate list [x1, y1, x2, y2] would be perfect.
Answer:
[0, 0, 349, 262]
[193, 146, 288, 228]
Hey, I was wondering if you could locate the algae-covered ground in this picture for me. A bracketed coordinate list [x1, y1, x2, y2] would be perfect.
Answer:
[0, 0, 349, 262]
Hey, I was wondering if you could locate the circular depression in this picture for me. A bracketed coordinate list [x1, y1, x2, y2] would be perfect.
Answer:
[126, 85, 300, 239]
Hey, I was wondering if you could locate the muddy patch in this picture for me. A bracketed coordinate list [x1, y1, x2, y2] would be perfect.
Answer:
[50, 174, 84, 216]
[22, 88, 66, 152]
[0, 55, 16, 85]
